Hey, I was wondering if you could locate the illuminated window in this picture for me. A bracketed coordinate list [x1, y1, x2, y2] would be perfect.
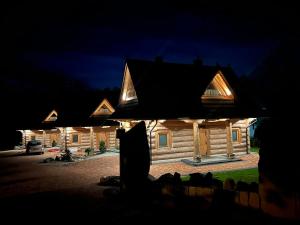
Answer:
[232, 129, 241, 142]
[125, 81, 137, 100]
[100, 106, 110, 114]
[49, 114, 57, 121]
[201, 72, 234, 104]
[203, 83, 222, 96]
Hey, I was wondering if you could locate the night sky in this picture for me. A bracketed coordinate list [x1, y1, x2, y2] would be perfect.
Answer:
[1, 1, 299, 89]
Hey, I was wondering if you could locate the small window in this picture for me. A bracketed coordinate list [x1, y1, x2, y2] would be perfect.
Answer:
[232, 129, 240, 142]
[159, 134, 168, 148]
[100, 107, 110, 113]
[31, 136, 36, 141]
[72, 134, 79, 143]
[156, 131, 171, 149]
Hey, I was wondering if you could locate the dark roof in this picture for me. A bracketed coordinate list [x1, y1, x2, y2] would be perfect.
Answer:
[250, 39, 300, 117]
[113, 59, 259, 119]
[51, 90, 120, 127]
[16, 89, 120, 130]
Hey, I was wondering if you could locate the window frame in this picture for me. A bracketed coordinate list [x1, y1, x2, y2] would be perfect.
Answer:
[232, 128, 241, 143]
[156, 130, 171, 149]
[70, 133, 81, 144]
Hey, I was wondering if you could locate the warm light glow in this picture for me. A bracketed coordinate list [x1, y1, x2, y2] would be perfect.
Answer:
[223, 87, 232, 96]
[101, 126, 111, 128]
[43, 110, 58, 123]
[91, 99, 115, 117]
[66, 127, 72, 132]
[209, 118, 228, 122]
[120, 64, 138, 104]
[201, 71, 234, 103]
[122, 93, 127, 101]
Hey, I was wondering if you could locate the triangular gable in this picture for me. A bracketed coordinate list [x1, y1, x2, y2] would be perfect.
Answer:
[43, 110, 58, 123]
[201, 71, 235, 103]
[119, 63, 138, 105]
[90, 98, 115, 117]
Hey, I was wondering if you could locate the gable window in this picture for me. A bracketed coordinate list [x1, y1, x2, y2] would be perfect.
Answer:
[201, 72, 234, 104]
[49, 114, 57, 121]
[43, 110, 58, 123]
[124, 79, 137, 101]
[120, 65, 138, 104]
[203, 83, 222, 96]
[100, 106, 110, 114]
[156, 131, 171, 149]
[232, 129, 241, 142]
[31, 136, 36, 141]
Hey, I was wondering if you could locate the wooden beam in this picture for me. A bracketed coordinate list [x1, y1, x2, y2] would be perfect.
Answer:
[246, 126, 250, 154]
[193, 121, 201, 161]
[226, 120, 234, 158]
[90, 127, 94, 149]
[42, 130, 46, 147]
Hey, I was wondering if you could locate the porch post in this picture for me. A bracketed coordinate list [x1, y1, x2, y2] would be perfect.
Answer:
[64, 127, 68, 151]
[226, 120, 234, 158]
[90, 127, 94, 149]
[246, 121, 251, 154]
[23, 130, 26, 148]
[42, 130, 46, 148]
[193, 121, 201, 161]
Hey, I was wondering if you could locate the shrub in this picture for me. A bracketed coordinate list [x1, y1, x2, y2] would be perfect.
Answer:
[99, 140, 106, 154]
[85, 147, 94, 156]
[52, 140, 57, 147]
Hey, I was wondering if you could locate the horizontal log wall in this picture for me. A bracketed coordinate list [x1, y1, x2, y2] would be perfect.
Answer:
[208, 127, 227, 155]
[108, 131, 118, 149]
[231, 119, 249, 153]
[147, 121, 194, 160]
[24, 130, 43, 145]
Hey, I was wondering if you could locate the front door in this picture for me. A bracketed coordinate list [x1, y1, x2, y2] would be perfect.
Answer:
[50, 133, 59, 147]
[96, 132, 109, 150]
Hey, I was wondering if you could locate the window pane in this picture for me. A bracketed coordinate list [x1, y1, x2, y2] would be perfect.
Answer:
[72, 134, 79, 143]
[232, 130, 238, 142]
[159, 134, 168, 147]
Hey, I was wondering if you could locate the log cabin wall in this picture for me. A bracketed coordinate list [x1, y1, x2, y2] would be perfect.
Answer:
[147, 120, 194, 161]
[92, 126, 119, 150]
[231, 119, 250, 154]
[145, 119, 250, 161]
[24, 130, 44, 145]
[24, 126, 119, 152]
[207, 125, 228, 155]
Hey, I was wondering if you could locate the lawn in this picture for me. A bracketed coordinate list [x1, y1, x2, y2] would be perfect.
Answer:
[181, 168, 259, 184]
[250, 147, 259, 153]
[212, 168, 259, 184]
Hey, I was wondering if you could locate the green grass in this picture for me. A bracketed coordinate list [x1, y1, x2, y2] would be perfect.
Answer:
[181, 168, 259, 184]
[213, 168, 259, 184]
[250, 147, 259, 153]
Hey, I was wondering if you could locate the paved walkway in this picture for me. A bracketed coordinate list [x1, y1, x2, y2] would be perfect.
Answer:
[149, 153, 259, 177]
[69, 151, 259, 177]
